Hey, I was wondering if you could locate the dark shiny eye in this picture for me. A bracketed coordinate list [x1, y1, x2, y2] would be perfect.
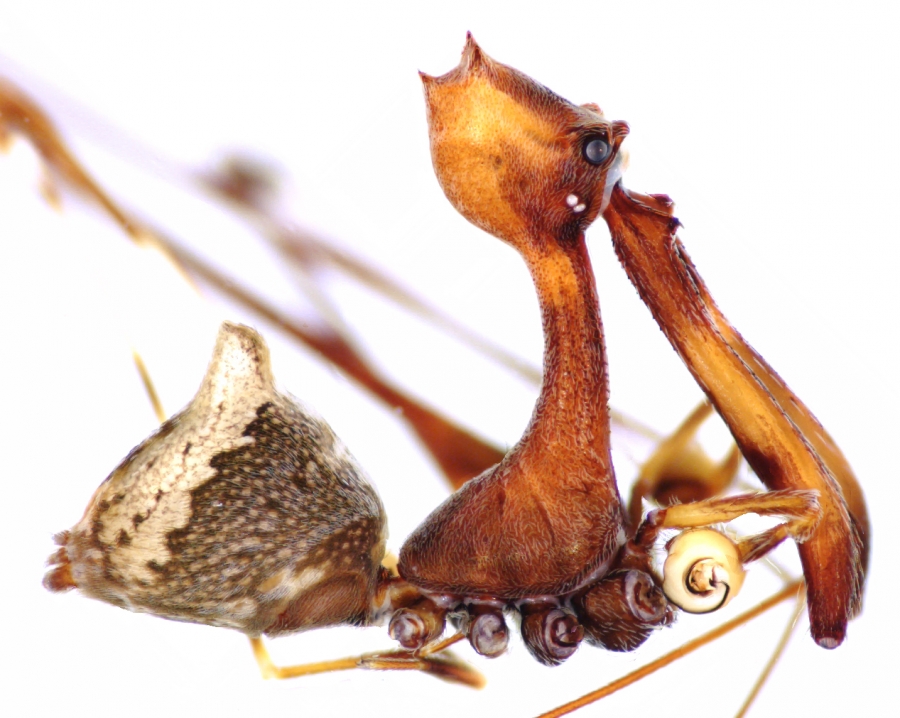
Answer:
[583, 136, 611, 165]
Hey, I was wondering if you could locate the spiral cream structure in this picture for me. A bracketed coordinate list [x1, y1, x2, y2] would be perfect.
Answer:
[662, 529, 745, 614]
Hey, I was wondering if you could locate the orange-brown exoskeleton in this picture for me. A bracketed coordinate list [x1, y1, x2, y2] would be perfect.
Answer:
[10, 33, 868, 717]
[398, 33, 867, 657]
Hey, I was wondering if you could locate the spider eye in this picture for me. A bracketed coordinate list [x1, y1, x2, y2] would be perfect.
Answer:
[583, 136, 611, 165]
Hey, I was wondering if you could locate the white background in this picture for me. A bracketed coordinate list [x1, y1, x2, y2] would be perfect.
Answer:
[0, 2, 895, 716]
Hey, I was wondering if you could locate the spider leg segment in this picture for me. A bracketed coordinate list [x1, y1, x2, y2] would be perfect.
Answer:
[249, 633, 484, 688]
[627, 401, 742, 531]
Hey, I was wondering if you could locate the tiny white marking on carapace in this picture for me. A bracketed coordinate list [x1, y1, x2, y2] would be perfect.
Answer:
[573, 203, 586, 213]
[566, 193, 579, 207]
[75, 324, 283, 585]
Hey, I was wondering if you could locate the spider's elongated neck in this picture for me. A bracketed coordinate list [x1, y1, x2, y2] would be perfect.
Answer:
[398, 35, 629, 599]
[516, 232, 613, 475]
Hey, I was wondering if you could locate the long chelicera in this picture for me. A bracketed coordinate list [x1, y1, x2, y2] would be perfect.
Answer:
[602, 185, 867, 647]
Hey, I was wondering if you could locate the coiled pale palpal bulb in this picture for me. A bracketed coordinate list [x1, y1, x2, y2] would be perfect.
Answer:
[662, 529, 745, 613]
